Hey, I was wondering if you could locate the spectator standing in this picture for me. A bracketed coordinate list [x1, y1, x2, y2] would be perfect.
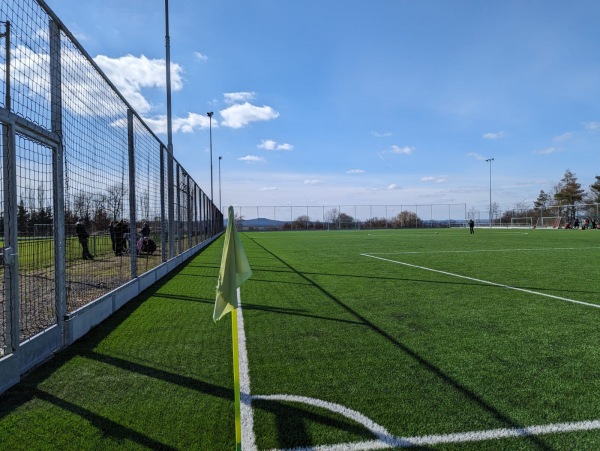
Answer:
[75, 219, 94, 260]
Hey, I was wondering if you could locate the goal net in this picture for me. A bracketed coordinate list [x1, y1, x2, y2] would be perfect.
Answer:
[510, 217, 533, 228]
[536, 216, 563, 228]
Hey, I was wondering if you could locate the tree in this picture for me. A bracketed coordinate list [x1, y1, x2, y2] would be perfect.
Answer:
[106, 183, 127, 221]
[325, 208, 340, 228]
[533, 190, 550, 209]
[589, 175, 600, 203]
[554, 169, 585, 221]
[392, 211, 419, 228]
[337, 213, 354, 229]
[293, 215, 310, 230]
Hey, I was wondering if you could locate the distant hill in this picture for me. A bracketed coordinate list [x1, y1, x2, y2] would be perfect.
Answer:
[224, 217, 288, 228]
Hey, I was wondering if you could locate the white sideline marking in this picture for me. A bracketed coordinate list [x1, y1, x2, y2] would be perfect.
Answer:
[368, 246, 600, 255]
[237, 289, 257, 450]
[361, 253, 600, 309]
[237, 276, 600, 451]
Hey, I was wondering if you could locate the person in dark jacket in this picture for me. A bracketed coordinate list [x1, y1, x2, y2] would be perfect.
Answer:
[468, 218, 475, 234]
[114, 220, 125, 256]
[75, 219, 94, 260]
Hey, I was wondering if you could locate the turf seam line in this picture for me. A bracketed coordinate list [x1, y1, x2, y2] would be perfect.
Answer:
[361, 253, 600, 310]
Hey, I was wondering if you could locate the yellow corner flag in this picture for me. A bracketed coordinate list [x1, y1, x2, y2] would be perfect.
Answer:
[214, 206, 252, 322]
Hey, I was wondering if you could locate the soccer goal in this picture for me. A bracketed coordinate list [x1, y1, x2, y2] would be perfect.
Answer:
[510, 217, 533, 228]
[536, 216, 563, 228]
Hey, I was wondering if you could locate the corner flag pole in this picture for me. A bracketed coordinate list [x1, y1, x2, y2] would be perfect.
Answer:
[231, 298, 242, 450]
[214, 206, 252, 449]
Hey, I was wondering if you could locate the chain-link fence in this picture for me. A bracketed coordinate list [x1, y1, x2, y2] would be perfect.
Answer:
[0, 0, 223, 387]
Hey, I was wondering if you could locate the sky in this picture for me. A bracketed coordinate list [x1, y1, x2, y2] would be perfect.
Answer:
[45, 0, 600, 215]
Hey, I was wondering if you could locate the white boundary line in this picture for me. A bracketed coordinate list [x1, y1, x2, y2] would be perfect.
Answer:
[236, 273, 600, 450]
[367, 246, 600, 255]
[361, 253, 600, 309]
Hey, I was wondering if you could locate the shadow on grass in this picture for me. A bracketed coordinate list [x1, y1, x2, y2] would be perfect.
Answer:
[252, 398, 384, 449]
[248, 236, 553, 450]
[251, 266, 600, 298]
[0, 245, 231, 448]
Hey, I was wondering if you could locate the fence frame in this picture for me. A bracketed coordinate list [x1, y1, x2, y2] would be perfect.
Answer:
[0, 1, 223, 394]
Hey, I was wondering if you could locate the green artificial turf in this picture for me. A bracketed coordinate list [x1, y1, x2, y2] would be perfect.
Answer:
[1, 227, 600, 449]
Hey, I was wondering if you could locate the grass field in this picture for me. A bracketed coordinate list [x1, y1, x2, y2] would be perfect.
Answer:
[1, 227, 600, 449]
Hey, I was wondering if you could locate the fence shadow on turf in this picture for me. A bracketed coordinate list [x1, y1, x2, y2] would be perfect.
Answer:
[0, 253, 232, 448]
[247, 236, 554, 450]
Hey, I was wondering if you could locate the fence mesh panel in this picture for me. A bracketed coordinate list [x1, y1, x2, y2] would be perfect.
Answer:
[16, 132, 56, 341]
[0, 0, 223, 355]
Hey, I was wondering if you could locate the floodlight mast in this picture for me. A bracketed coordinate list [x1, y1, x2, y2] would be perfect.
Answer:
[207, 112, 214, 204]
[485, 158, 494, 227]
[218, 156, 222, 212]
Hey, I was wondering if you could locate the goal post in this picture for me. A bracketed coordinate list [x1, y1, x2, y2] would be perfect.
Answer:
[536, 216, 563, 228]
[510, 217, 533, 228]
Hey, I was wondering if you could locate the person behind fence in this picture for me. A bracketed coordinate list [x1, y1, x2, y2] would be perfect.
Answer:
[75, 219, 94, 260]
[114, 220, 125, 256]
[141, 221, 150, 238]
[109, 220, 116, 252]
[468, 218, 475, 234]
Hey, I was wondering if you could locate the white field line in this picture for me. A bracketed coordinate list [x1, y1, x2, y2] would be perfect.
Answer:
[361, 253, 600, 309]
[237, 288, 258, 450]
[237, 268, 600, 451]
[282, 420, 600, 450]
[368, 246, 600, 255]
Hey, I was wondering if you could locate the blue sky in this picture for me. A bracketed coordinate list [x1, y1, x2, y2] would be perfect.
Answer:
[46, 0, 600, 214]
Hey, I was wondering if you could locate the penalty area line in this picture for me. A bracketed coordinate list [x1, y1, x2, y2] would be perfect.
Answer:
[361, 253, 600, 310]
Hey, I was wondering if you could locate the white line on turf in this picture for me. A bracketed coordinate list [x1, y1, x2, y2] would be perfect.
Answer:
[237, 271, 600, 451]
[281, 420, 600, 450]
[361, 253, 600, 309]
[368, 246, 600, 255]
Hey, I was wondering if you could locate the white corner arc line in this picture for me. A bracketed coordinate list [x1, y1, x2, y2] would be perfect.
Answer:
[361, 253, 600, 309]
[252, 394, 396, 447]
[237, 280, 600, 450]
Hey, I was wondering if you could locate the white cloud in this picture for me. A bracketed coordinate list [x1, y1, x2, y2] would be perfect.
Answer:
[259, 186, 277, 191]
[193, 51, 208, 62]
[421, 176, 447, 183]
[584, 121, 600, 131]
[532, 147, 561, 155]
[554, 132, 573, 142]
[257, 139, 293, 151]
[467, 152, 487, 161]
[387, 184, 401, 190]
[389, 145, 413, 155]
[347, 169, 365, 174]
[224, 92, 256, 104]
[372, 131, 392, 138]
[304, 179, 321, 185]
[238, 155, 265, 163]
[483, 131, 507, 140]
[135, 112, 211, 134]
[94, 54, 183, 114]
[220, 102, 280, 128]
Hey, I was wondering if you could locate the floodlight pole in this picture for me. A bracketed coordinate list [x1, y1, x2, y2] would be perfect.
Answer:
[218, 156, 222, 212]
[207, 112, 214, 203]
[164, 1, 173, 155]
[485, 158, 494, 227]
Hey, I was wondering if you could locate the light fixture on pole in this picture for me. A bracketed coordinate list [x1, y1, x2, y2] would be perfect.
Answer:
[485, 158, 494, 227]
[218, 156, 222, 212]
[207, 112, 214, 204]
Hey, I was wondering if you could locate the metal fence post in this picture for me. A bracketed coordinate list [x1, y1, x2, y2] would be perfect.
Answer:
[50, 18, 66, 336]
